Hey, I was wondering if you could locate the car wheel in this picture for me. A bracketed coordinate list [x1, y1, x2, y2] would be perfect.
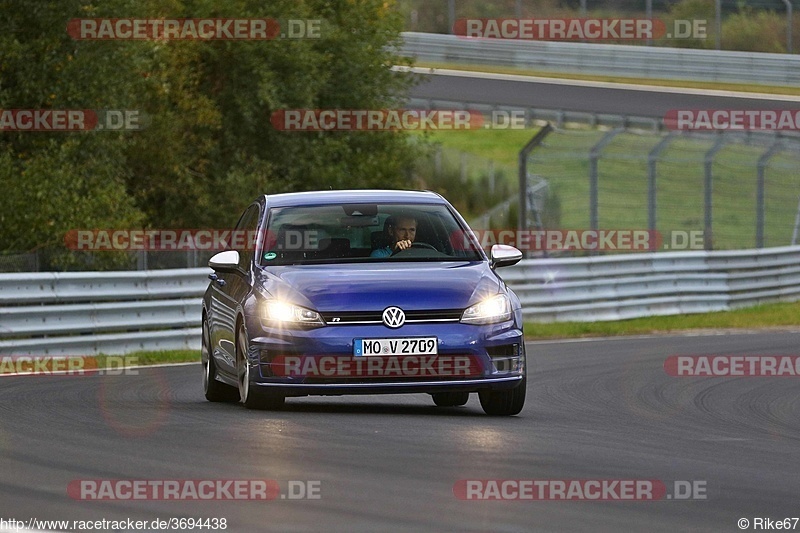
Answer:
[432, 392, 469, 407]
[478, 375, 526, 416]
[237, 323, 284, 410]
[202, 319, 238, 402]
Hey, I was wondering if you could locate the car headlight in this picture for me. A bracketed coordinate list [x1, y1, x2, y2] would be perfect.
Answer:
[262, 301, 324, 326]
[460, 294, 512, 324]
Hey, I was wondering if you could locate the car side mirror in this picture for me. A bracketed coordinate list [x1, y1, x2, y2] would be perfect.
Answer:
[208, 250, 240, 272]
[490, 244, 522, 268]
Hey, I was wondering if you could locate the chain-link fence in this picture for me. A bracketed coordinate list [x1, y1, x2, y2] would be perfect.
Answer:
[528, 125, 800, 251]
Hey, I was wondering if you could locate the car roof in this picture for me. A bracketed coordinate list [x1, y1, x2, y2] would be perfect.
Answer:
[262, 189, 445, 208]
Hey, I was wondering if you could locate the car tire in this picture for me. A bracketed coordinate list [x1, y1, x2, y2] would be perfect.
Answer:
[432, 392, 469, 407]
[237, 323, 285, 410]
[202, 319, 238, 402]
[478, 376, 526, 416]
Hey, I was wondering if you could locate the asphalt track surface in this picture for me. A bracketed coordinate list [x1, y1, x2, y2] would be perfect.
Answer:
[407, 69, 800, 117]
[1, 331, 799, 532]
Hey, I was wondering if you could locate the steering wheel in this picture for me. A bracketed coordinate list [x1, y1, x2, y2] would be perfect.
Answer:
[409, 242, 437, 251]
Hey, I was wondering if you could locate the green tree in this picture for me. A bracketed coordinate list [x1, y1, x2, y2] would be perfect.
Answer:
[162, 0, 419, 227]
[0, 0, 147, 267]
[0, 0, 422, 267]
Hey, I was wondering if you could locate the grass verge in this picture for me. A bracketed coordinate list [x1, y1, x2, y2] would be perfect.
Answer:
[524, 300, 800, 339]
[122, 349, 198, 366]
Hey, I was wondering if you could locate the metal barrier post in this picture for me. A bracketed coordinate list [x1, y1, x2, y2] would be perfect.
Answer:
[647, 132, 676, 232]
[589, 128, 625, 233]
[757, 140, 783, 248]
[518, 124, 554, 257]
[704, 134, 728, 251]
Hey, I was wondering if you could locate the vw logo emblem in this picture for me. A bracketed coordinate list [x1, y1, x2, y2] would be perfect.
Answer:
[382, 307, 405, 328]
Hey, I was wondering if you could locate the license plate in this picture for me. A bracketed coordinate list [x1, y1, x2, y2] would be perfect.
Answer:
[354, 337, 438, 356]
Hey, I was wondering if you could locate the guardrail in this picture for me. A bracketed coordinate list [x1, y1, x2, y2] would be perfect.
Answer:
[2, 246, 800, 354]
[503, 246, 800, 321]
[399, 32, 800, 86]
[0, 269, 208, 356]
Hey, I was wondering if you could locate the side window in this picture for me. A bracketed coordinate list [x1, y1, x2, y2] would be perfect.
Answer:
[234, 204, 260, 271]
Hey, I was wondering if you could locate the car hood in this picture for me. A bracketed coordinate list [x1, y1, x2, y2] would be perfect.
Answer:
[256, 262, 502, 312]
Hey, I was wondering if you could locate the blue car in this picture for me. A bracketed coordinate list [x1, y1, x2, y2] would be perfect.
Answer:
[201, 190, 526, 415]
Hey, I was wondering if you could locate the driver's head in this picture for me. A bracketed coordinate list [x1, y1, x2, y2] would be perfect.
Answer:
[388, 215, 417, 243]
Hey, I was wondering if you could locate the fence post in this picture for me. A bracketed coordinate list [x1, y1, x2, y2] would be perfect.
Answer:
[783, 0, 793, 54]
[756, 140, 783, 248]
[647, 132, 676, 232]
[589, 128, 625, 233]
[518, 124, 554, 257]
[704, 134, 727, 251]
[448, 0, 455, 34]
[137, 250, 148, 270]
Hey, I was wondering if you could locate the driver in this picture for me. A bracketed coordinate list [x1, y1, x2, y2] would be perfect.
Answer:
[370, 215, 417, 258]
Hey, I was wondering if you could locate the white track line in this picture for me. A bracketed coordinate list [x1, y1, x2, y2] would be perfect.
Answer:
[0, 360, 197, 378]
[398, 65, 800, 102]
[526, 328, 800, 345]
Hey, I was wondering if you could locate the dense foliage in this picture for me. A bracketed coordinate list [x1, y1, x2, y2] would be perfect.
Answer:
[0, 0, 420, 262]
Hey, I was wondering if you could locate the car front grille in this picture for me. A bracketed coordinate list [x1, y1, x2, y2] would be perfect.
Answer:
[319, 309, 463, 325]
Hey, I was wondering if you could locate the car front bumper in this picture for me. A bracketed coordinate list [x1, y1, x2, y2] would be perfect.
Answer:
[244, 316, 525, 397]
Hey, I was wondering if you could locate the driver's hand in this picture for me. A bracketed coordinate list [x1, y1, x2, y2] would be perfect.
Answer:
[394, 239, 412, 252]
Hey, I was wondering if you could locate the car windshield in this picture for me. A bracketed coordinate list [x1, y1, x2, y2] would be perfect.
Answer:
[258, 202, 483, 266]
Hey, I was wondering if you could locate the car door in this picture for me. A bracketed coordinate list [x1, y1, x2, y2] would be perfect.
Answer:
[208, 204, 259, 376]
